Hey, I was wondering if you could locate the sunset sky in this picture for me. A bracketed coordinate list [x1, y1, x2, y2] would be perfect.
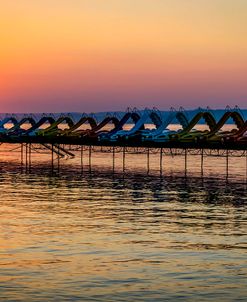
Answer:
[1, 0, 247, 113]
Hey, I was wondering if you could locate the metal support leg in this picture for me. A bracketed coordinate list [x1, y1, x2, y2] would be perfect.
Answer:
[123, 147, 126, 173]
[201, 148, 204, 177]
[57, 144, 60, 173]
[147, 148, 150, 175]
[81, 145, 83, 173]
[21, 143, 23, 168]
[51, 144, 54, 173]
[160, 148, 163, 176]
[89, 145, 92, 173]
[25, 143, 28, 172]
[226, 149, 229, 181]
[112, 146, 115, 173]
[185, 149, 188, 178]
[29, 143, 31, 172]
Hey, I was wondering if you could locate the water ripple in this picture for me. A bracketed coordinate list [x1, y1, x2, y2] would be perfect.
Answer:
[0, 155, 246, 301]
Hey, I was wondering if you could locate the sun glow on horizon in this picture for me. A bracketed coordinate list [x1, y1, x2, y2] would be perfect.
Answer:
[1, 0, 247, 112]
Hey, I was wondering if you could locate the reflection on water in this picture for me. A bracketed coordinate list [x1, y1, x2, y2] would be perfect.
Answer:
[0, 149, 246, 301]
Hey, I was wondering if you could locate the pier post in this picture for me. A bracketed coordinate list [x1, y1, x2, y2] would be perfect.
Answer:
[25, 143, 28, 172]
[51, 144, 54, 173]
[201, 148, 204, 177]
[112, 146, 115, 173]
[21, 143, 23, 168]
[160, 148, 163, 176]
[29, 143, 32, 172]
[80, 145, 83, 173]
[57, 144, 60, 173]
[147, 148, 150, 175]
[184, 148, 188, 178]
[89, 145, 92, 173]
[123, 146, 126, 173]
[226, 149, 229, 181]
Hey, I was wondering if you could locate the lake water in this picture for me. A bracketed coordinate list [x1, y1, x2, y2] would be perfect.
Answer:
[0, 125, 247, 301]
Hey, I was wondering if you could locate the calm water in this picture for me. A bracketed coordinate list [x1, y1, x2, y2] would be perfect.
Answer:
[0, 129, 247, 301]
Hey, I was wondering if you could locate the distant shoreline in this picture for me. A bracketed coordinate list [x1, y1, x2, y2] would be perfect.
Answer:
[1, 108, 246, 123]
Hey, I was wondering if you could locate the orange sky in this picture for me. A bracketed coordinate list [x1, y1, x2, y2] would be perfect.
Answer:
[0, 0, 247, 112]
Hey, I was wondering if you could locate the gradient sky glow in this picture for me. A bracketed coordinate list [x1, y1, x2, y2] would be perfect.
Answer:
[1, 0, 247, 112]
